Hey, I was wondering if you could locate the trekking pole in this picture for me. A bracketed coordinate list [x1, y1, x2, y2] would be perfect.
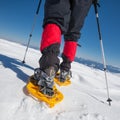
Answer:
[22, 0, 42, 63]
[93, 1, 112, 106]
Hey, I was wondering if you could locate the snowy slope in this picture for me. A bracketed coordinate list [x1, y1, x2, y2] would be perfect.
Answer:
[0, 39, 120, 120]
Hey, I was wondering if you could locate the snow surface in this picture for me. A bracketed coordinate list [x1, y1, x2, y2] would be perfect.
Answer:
[0, 39, 120, 120]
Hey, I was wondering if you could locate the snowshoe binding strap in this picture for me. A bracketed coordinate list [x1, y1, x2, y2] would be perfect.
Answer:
[60, 70, 72, 82]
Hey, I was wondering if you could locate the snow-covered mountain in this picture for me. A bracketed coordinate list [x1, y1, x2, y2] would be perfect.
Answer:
[75, 57, 120, 73]
[0, 39, 120, 120]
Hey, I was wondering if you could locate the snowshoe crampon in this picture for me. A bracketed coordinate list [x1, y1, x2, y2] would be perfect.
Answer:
[26, 76, 64, 108]
[54, 73, 71, 86]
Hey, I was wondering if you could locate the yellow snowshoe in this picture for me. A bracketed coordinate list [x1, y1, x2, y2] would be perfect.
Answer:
[26, 76, 64, 108]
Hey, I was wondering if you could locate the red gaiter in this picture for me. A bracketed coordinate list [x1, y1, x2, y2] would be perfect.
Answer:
[40, 24, 61, 51]
[63, 41, 77, 62]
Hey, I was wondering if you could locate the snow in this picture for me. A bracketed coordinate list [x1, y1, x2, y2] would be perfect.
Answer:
[0, 39, 120, 120]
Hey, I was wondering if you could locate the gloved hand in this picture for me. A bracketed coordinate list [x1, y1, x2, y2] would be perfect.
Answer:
[93, 0, 99, 4]
[93, 0, 100, 7]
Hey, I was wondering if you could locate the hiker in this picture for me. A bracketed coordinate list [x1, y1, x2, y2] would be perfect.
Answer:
[34, 0, 94, 96]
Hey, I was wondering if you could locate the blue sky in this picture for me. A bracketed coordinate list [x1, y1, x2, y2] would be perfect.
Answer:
[0, 0, 120, 67]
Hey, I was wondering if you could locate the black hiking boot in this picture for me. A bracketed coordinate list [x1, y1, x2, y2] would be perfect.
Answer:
[33, 66, 56, 97]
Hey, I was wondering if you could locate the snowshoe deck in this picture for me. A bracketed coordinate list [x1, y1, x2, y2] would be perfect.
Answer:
[54, 77, 71, 86]
[26, 76, 64, 108]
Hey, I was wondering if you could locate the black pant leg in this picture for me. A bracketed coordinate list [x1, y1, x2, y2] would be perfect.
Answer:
[64, 0, 93, 41]
[43, 0, 71, 33]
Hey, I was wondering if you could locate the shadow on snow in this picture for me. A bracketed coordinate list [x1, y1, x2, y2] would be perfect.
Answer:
[0, 54, 34, 83]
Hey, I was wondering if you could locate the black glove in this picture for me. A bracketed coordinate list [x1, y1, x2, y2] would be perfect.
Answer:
[93, 0, 99, 4]
[93, 0, 100, 7]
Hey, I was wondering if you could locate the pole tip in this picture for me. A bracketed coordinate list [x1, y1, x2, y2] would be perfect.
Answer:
[22, 60, 25, 64]
[107, 98, 112, 106]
